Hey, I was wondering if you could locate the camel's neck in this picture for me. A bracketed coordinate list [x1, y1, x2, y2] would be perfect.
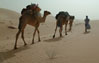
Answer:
[40, 14, 47, 23]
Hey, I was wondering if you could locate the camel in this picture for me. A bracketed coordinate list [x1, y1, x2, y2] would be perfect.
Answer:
[53, 11, 70, 38]
[14, 11, 51, 49]
[53, 12, 75, 38]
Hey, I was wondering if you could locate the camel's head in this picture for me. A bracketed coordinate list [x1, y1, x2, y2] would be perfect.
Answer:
[44, 11, 51, 16]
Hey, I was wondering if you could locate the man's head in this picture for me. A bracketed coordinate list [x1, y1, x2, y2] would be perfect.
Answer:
[86, 16, 88, 18]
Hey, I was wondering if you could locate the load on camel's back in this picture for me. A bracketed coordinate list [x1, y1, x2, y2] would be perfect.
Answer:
[21, 3, 41, 15]
[55, 11, 70, 20]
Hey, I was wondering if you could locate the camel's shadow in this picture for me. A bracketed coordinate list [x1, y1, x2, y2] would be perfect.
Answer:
[44, 36, 63, 42]
[0, 45, 30, 63]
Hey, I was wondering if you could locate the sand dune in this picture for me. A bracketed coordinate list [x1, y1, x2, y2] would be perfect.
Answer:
[0, 8, 99, 63]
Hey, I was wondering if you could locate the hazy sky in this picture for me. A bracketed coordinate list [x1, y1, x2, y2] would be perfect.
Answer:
[0, 0, 99, 20]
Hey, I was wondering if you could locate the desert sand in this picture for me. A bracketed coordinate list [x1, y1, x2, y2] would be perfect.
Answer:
[0, 8, 99, 63]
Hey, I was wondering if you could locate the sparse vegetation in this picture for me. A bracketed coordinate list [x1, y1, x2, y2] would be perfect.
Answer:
[45, 46, 57, 59]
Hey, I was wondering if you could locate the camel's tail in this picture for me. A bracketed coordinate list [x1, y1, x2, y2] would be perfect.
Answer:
[18, 17, 22, 30]
[57, 20, 62, 27]
[57, 17, 63, 27]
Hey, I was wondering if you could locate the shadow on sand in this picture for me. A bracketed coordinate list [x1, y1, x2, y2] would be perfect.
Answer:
[44, 36, 63, 42]
[0, 45, 30, 63]
[83, 31, 91, 34]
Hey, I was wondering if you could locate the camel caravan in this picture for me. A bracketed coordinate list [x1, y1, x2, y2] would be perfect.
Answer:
[14, 3, 75, 49]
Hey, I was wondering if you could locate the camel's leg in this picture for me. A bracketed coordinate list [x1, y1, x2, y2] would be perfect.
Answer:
[37, 28, 41, 42]
[53, 21, 58, 38]
[21, 30, 27, 46]
[59, 26, 63, 37]
[65, 21, 68, 35]
[69, 20, 73, 31]
[32, 28, 37, 44]
[14, 30, 21, 49]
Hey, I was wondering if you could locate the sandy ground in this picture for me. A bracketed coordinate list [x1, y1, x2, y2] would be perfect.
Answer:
[0, 8, 99, 63]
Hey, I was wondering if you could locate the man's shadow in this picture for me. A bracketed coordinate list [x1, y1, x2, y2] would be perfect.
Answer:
[0, 45, 30, 63]
[83, 31, 91, 34]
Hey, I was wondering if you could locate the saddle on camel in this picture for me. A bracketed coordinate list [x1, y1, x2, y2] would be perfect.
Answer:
[21, 3, 41, 15]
